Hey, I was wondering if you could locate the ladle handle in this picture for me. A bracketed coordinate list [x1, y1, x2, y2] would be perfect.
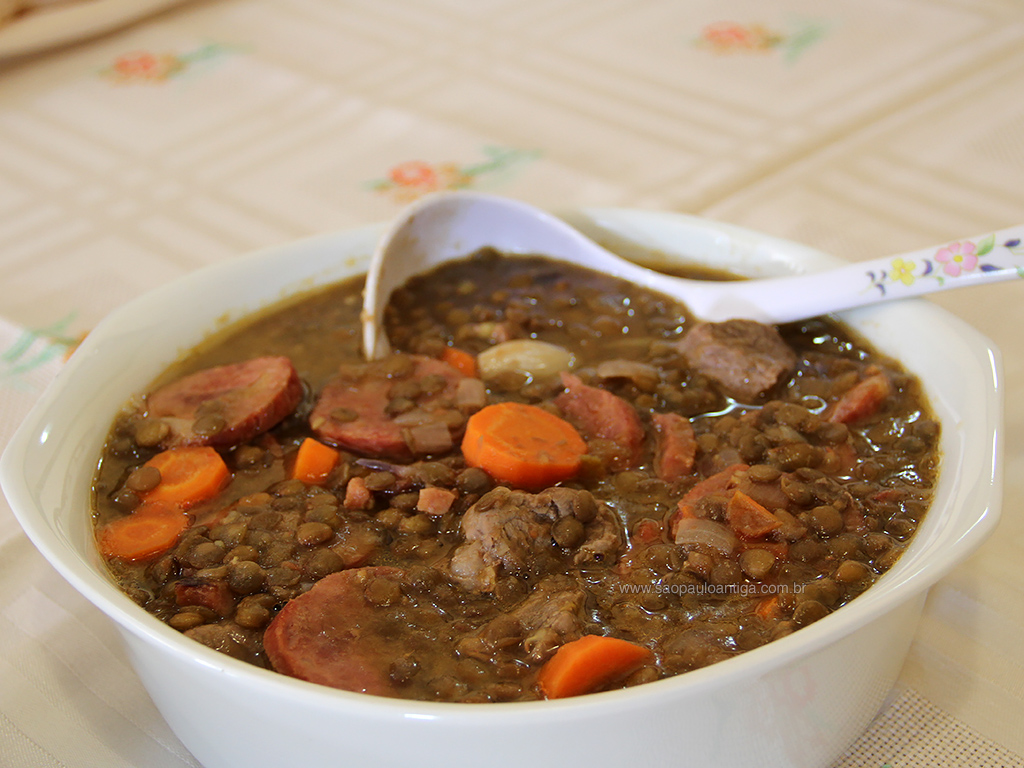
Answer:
[695, 225, 1024, 323]
[854, 225, 1024, 302]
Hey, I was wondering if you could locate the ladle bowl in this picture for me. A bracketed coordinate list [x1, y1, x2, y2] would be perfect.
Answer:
[363, 190, 1023, 359]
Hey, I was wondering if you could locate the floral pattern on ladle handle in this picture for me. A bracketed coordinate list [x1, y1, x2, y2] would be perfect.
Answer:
[867, 232, 1024, 297]
[680, 224, 1024, 323]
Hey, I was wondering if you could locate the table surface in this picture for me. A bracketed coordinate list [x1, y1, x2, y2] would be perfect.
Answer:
[1, 1, 1022, 766]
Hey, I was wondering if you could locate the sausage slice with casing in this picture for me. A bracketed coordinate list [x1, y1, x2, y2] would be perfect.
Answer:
[264, 566, 410, 696]
[309, 353, 468, 460]
[146, 356, 303, 448]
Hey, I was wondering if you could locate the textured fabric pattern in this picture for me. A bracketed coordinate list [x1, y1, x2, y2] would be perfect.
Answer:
[833, 688, 1024, 768]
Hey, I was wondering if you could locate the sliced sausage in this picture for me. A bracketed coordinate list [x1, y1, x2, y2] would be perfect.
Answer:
[554, 372, 644, 469]
[147, 356, 302, 449]
[677, 320, 796, 402]
[829, 370, 892, 424]
[652, 412, 696, 482]
[309, 354, 467, 460]
[174, 578, 235, 617]
[263, 566, 408, 696]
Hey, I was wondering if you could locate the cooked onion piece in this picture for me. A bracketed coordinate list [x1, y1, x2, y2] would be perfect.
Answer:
[477, 340, 574, 382]
[673, 518, 738, 555]
[595, 359, 660, 390]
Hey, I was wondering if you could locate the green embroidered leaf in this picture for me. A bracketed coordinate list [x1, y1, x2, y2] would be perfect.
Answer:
[8, 344, 65, 376]
[1, 312, 77, 364]
[783, 21, 827, 64]
[976, 234, 995, 257]
[1, 329, 36, 364]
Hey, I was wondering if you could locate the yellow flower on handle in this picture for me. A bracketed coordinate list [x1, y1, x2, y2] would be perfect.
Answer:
[890, 257, 916, 286]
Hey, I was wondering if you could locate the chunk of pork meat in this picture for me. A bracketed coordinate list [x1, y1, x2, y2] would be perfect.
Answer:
[677, 319, 796, 402]
[468, 575, 586, 663]
[448, 486, 624, 592]
[513, 576, 586, 660]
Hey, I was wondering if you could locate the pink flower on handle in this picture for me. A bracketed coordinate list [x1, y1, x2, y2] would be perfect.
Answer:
[934, 241, 978, 277]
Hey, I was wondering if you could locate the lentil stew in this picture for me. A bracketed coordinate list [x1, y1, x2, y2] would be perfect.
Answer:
[92, 248, 940, 702]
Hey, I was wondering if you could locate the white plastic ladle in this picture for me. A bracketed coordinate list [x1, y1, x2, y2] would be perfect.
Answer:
[362, 190, 1024, 360]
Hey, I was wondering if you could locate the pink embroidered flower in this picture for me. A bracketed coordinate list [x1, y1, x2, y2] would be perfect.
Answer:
[699, 22, 780, 53]
[388, 160, 439, 189]
[114, 52, 158, 76]
[100, 44, 237, 85]
[368, 147, 539, 203]
[381, 161, 471, 202]
[934, 241, 978, 277]
[694, 19, 826, 63]
[108, 51, 183, 82]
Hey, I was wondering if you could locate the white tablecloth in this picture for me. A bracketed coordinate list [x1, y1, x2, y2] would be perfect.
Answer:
[1, 1, 1023, 765]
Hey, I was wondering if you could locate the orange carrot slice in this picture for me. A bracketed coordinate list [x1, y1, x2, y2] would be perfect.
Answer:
[441, 346, 478, 378]
[668, 463, 748, 537]
[97, 502, 190, 562]
[537, 634, 654, 699]
[755, 595, 782, 622]
[291, 437, 340, 484]
[141, 446, 230, 508]
[461, 402, 587, 490]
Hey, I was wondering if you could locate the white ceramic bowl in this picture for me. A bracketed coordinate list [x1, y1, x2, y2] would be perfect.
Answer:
[0, 208, 1003, 768]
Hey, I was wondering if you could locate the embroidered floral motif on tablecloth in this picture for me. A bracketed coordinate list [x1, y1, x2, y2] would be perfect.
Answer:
[366, 146, 541, 203]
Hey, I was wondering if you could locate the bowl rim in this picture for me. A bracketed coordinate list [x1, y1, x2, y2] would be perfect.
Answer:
[0, 205, 1004, 720]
